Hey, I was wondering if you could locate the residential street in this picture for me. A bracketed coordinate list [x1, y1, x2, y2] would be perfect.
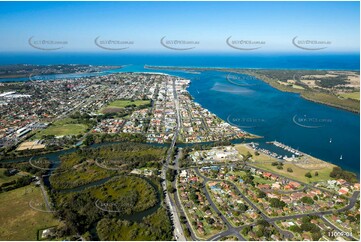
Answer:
[190, 167, 360, 241]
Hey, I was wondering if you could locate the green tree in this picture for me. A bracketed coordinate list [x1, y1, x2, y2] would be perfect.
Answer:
[238, 203, 248, 212]
[305, 172, 312, 178]
[257, 190, 266, 198]
[269, 198, 286, 208]
[300, 196, 314, 204]
[241, 225, 251, 235]
[311, 231, 322, 241]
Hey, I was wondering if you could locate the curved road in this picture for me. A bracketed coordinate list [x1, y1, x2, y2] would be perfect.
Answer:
[194, 167, 360, 241]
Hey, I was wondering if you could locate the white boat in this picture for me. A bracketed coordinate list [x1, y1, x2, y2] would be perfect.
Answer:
[340, 155, 343, 160]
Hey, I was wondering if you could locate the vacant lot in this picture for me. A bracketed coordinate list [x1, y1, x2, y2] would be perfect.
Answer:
[33, 118, 88, 138]
[100, 100, 150, 114]
[0, 185, 60, 240]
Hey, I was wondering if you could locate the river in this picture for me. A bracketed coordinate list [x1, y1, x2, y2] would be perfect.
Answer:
[1, 62, 359, 175]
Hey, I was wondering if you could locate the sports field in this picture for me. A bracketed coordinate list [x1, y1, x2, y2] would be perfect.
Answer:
[100, 99, 151, 114]
[33, 118, 88, 138]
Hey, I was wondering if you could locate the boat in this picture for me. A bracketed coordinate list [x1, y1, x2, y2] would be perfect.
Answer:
[340, 155, 343, 160]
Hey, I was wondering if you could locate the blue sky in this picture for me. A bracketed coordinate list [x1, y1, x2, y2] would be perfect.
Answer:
[0, 1, 359, 53]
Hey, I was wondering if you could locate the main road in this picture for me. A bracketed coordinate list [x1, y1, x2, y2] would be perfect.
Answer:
[161, 79, 359, 241]
[161, 78, 186, 241]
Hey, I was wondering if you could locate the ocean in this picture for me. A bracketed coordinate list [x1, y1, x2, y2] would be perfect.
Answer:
[0, 52, 359, 70]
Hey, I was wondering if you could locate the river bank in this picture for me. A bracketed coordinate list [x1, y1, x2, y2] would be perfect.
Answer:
[145, 65, 360, 113]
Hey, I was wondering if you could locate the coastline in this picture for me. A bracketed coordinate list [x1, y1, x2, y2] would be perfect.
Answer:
[237, 70, 360, 114]
[1, 68, 359, 178]
[143, 65, 360, 176]
[145, 65, 360, 113]
[181, 76, 262, 141]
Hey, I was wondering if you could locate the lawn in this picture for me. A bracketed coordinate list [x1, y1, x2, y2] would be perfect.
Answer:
[33, 118, 88, 138]
[234, 144, 334, 183]
[234, 144, 278, 162]
[292, 84, 305, 90]
[251, 161, 335, 183]
[107, 99, 151, 108]
[339, 92, 360, 101]
[100, 99, 151, 114]
[229, 170, 247, 177]
[252, 175, 274, 185]
[0, 185, 60, 240]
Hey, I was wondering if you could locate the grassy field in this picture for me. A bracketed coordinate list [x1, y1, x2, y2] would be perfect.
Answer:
[339, 92, 360, 101]
[0, 168, 18, 186]
[100, 99, 151, 114]
[0, 169, 30, 186]
[0, 185, 60, 240]
[292, 84, 305, 90]
[33, 118, 88, 138]
[235, 144, 335, 183]
[107, 100, 151, 108]
[235, 144, 278, 162]
[251, 161, 335, 183]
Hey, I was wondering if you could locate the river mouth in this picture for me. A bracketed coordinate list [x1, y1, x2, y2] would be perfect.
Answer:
[1, 66, 359, 175]
[121, 66, 360, 176]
